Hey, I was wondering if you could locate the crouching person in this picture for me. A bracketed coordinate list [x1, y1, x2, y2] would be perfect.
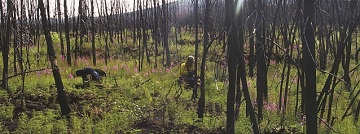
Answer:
[75, 68, 106, 88]
[178, 56, 200, 91]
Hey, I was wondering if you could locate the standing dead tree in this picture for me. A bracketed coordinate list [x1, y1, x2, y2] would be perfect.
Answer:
[302, 0, 317, 132]
[38, 0, 71, 116]
[91, 0, 96, 65]
[1, 0, 13, 94]
[64, 0, 72, 66]
[162, 0, 171, 67]
[198, 0, 212, 119]
[56, 0, 65, 56]
[226, 0, 259, 133]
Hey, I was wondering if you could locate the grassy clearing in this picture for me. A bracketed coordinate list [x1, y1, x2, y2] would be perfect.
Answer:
[0, 30, 359, 133]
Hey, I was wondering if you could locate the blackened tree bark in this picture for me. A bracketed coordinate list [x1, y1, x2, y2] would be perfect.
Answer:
[225, 0, 259, 133]
[79, 0, 86, 57]
[162, 0, 171, 67]
[356, 30, 360, 63]
[316, 0, 360, 125]
[139, 0, 151, 70]
[36, 6, 41, 66]
[136, 0, 141, 70]
[104, 0, 111, 66]
[225, 0, 236, 131]
[1, 0, 12, 93]
[342, 0, 357, 92]
[56, 0, 65, 56]
[255, 0, 267, 121]
[12, 5, 18, 75]
[19, 0, 26, 109]
[198, 0, 211, 119]
[235, 0, 244, 120]
[64, 0, 71, 65]
[91, 0, 96, 65]
[317, 10, 326, 70]
[302, 0, 317, 133]
[247, 0, 256, 77]
[38, 0, 71, 116]
[267, 0, 281, 68]
[0, 0, 3, 50]
[46, 0, 51, 30]
[141, 1, 150, 65]
[132, 0, 137, 47]
[153, 0, 159, 68]
[73, 0, 83, 63]
[192, 0, 199, 100]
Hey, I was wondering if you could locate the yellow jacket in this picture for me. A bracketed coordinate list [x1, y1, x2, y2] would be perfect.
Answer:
[180, 62, 194, 77]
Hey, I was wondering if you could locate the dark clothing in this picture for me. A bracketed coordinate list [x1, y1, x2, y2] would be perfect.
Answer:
[186, 70, 196, 88]
[75, 68, 106, 82]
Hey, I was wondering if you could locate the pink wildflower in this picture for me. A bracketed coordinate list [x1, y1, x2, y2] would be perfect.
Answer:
[45, 69, 52, 75]
[60, 55, 65, 61]
[36, 71, 41, 78]
[103, 66, 108, 71]
[124, 65, 129, 72]
[166, 68, 171, 73]
[270, 60, 276, 65]
[112, 65, 119, 71]
[264, 103, 277, 111]
[68, 73, 74, 79]
[134, 67, 139, 74]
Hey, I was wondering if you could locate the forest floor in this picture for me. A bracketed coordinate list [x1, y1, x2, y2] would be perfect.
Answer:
[0, 32, 360, 133]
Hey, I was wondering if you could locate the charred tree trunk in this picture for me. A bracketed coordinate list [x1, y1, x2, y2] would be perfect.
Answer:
[356, 30, 359, 63]
[247, 0, 256, 77]
[19, 0, 26, 109]
[153, 0, 159, 68]
[46, 0, 51, 30]
[79, 1, 86, 57]
[162, 0, 171, 67]
[73, 0, 83, 63]
[225, 0, 236, 131]
[104, 1, 111, 65]
[64, 0, 71, 65]
[225, 0, 259, 133]
[57, 0, 65, 56]
[302, 0, 317, 133]
[141, 1, 151, 65]
[192, 0, 199, 100]
[235, 0, 244, 120]
[198, 0, 211, 119]
[1, 0, 12, 93]
[12, 6, 18, 75]
[91, 0, 96, 65]
[342, 0, 357, 92]
[39, 0, 71, 116]
[139, 0, 150, 70]
[255, 0, 267, 121]
[0, 0, 3, 51]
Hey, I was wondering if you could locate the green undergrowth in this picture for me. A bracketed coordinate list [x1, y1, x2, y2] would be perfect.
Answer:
[0, 30, 360, 133]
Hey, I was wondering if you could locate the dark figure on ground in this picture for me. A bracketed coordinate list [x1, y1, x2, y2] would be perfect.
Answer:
[75, 68, 106, 87]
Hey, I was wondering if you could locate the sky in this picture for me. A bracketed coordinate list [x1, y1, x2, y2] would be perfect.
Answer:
[46, 0, 178, 18]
